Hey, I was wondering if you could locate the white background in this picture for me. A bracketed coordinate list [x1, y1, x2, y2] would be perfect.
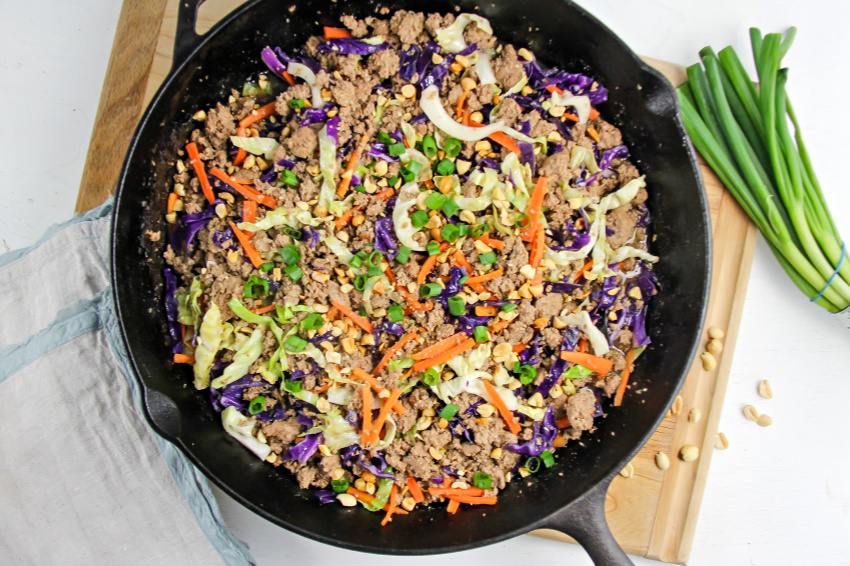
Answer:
[1, 0, 848, 564]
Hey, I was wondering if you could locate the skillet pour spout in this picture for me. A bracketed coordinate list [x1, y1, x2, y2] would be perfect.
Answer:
[111, 0, 710, 562]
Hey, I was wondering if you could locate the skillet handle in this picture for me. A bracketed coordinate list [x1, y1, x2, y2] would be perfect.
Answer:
[172, 0, 207, 71]
[539, 476, 633, 566]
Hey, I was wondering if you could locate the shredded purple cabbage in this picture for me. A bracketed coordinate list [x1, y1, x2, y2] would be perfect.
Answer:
[545, 281, 582, 295]
[440, 266, 468, 299]
[300, 103, 337, 127]
[455, 313, 491, 336]
[325, 115, 341, 145]
[360, 453, 395, 480]
[301, 226, 320, 249]
[632, 305, 651, 346]
[285, 432, 323, 464]
[373, 217, 399, 258]
[367, 142, 399, 163]
[519, 141, 536, 177]
[316, 489, 336, 504]
[420, 43, 476, 90]
[503, 405, 558, 456]
[277, 157, 297, 169]
[318, 38, 390, 55]
[534, 327, 579, 398]
[163, 268, 183, 353]
[168, 203, 216, 253]
[260, 46, 289, 82]
[599, 145, 629, 170]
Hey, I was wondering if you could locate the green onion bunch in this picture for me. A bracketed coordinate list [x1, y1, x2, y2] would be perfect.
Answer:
[678, 27, 850, 313]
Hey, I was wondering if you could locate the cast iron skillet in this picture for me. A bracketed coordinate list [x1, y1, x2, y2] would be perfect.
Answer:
[111, 0, 711, 563]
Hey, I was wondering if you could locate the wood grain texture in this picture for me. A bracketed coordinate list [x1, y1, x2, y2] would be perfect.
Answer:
[75, 4, 757, 564]
[74, 0, 169, 213]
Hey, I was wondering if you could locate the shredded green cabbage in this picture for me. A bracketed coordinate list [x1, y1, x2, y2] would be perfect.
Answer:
[317, 121, 338, 211]
[516, 405, 546, 421]
[230, 136, 279, 160]
[392, 181, 426, 251]
[193, 303, 224, 390]
[221, 407, 272, 460]
[318, 410, 359, 451]
[323, 232, 355, 265]
[211, 327, 264, 388]
[435, 13, 492, 53]
[238, 206, 322, 232]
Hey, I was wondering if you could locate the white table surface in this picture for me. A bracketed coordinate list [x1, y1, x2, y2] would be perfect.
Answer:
[2, 0, 848, 564]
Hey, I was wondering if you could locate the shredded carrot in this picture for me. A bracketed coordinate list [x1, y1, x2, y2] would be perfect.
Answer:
[238, 101, 277, 129]
[530, 227, 545, 286]
[381, 484, 398, 526]
[234, 127, 247, 167]
[428, 487, 485, 497]
[312, 383, 331, 394]
[544, 84, 600, 120]
[383, 266, 397, 286]
[512, 343, 527, 353]
[489, 318, 514, 333]
[452, 251, 474, 273]
[374, 188, 394, 200]
[417, 255, 438, 285]
[410, 332, 467, 360]
[544, 84, 563, 94]
[446, 495, 498, 505]
[373, 331, 419, 376]
[324, 26, 352, 39]
[370, 388, 402, 444]
[556, 417, 571, 429]
[337, 133, 370, 197]
[233, 177, 254, 184]
[167, 192, 178, 214]
[447, 499, 461, 514]
[412, 338, 475, 373]
[519, 176, 549, 242]
[184, 142, 215, 204]
[475, 235, 506, 250]
[352, 368, 404, 414]
[395, 286, 432, 311]
[344, 487, 409, 514]
[325, 306, 339, 321]
[613, 349, 635, 407]
[455, 90, 469, 120]
[209, 167, 278, 208]
[532, 318, 548, 330]
[475, 305, 499, 317]
[361, 385, 372, 445]
[465, 268, 504, 286]
[334, 206, 360, 230]
[553, 435, 567, 448]
[228, 221, 264, 268]
[331, 300, 374, 333]
[587, 126, 600, 142]
[482, 378, 521, 434]
[560, 351, 614, 376]
[577, 338, 588, 353]
[563, 112, 580, 122]
[572, 260, 594, 283]
[242, 200, 257, 224]
[589, 107, 600, 120]
[250, 304, 276, 315]
[172, 353, 195, 364]
[487, 130, 521, 156]
[406, 477, 425, 503]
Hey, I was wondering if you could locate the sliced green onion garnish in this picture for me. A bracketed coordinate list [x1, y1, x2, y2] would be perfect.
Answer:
[421, 283, 442, 297]
[243, 275, 269, 298]
[301, 313, 324, 330]
[283, 379, 302, 393]
[407, 160, 423, 176]
[388, 142, 406, 157]
[470, 223, 487, 237]
[479, 251, 497, 265]
[473, 326, 489, 343]
[281, 169, 298, 186]
[282, 226, 302, 239]
[349, 254, 363, 268]
[435, 158, 455, 176]
[260, 262, 274, 272]
[439, 403, 460, 420]
[501, 303, 518, 313]
[354, 184, 366, 192]
[473, 472, 492, 490]
[368, 250, 384, 267]
[284, 265, 303, 281]
[425, 192, 447, 210]
[458, 224, 469, 237]
[526, 456, 541, 473]
[367, 266, 384, 277]
[288, 98, 306, 109]
[331, 478, 349, 493]
[395, 245, 411, 264]
[284, 335, 307, 353]
[411, 210, 429, 228]
[377, 132, 392, 144]
[441, 223, 460, 243]
[518, 364, 537, 385]
[422, 134, 437, 158]
[400, 167, 416, 183]
[280, 244, 301, 266]
[387, 304, 404, 322]
[248, 395, 266, 415]
[444, 137, 462, 158]
[540, 450, 555, 468]
[447, 295, 465, 316]
[423, 368, 440, 386]
[426, 241, 440, 256]
[354, 273, 367, 291]
[441, 199, 459, 218]
[387, 176, 399, 188]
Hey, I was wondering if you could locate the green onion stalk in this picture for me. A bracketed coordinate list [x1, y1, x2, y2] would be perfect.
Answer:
[678, 27, 850, 313]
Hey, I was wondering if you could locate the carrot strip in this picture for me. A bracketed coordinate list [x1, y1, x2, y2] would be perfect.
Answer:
[242, 200, 257, 224]
[428, 487, 485, 497]
[325, 306, 339, 321]
[370, 388, 402, 444]
[395, 286, 432, 311]
[337, 133, 370, 197]
[482, 378, 521, 434]
[209, 167, 278, 208]
[587, 126, 600, 142]
[233, 178, 254, 184]
[530, 227, 545, 286]
[185, 142, 215, 204]
[344, 488, 408, 513]
[410, 332, 467, 360]
[411, 338, 475, 372]
[519, 176, 549, 242]
[361, 384, 372, 445]
[613, 349, 635, 407]
[560, 351, 614, 376]
[474, 236, 506, 250]
[374, 188, 394, 200]
[465, 268, 504, 286]
[406, 477, 425, 503]
[446, 495, 498, 505]
[512, 343, 527, 353]
[324, 26, 352, 39]
[487, 130, 521, 156]
[556, 417, 571, 429]
[312, 383, 331, 394]
[334, 206, 360, 230]
[572, 260, 594, 283]
[475, 306, 499, 317]
[489, 318, 513, 333]
[417, 255, 438, 285]
[553, 434, 567, 448]
[563, 112, 580, 122]
[172, 353, 195, 364]
[234, 126, 247, 167]
[381, 484, 398, 526]
[589, 107, 600, 120]
[352, 368, 404, 414]
[238, 101, 277, 129]
[331, 300, 374, 333]
[577, 338, 588, 353]
[447, 499, 461, 514]
[544, 84, 563, 94]
[452, 251, 474, 273]
[228, 221, 264, 268]
[373, 331, 419, 376]
[544, 84, 600, 120]
[455, 90, 469, 120]
[250, 304, 276, 314]
[167, 192, 178, 213]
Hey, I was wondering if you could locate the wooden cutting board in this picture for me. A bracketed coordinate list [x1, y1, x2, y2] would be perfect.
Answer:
[76, 2, 758, 563]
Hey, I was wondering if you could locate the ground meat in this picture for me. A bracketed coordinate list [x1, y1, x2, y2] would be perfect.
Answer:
[566, 388, 597, 432]
[492, 45, 524, 91]
[535, 293, 563, 319]
[408, 388, 436, 411]
[262, 418, 301, 452]
[495, 97, 523, 128]
[285, 126, 318, 159]
[390, 10, 425, 44]
[606, 205, 638, 249]
[539, 149, 577, 185]
[598, 373, 621, 397]
[368, 49, 401, 80]
[542, 327, 563, 349]
[400, 441, 441, 479]
[204, 103, 236, 148]
[340, 14, 369, 37]
[595, 120, 623, 149]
